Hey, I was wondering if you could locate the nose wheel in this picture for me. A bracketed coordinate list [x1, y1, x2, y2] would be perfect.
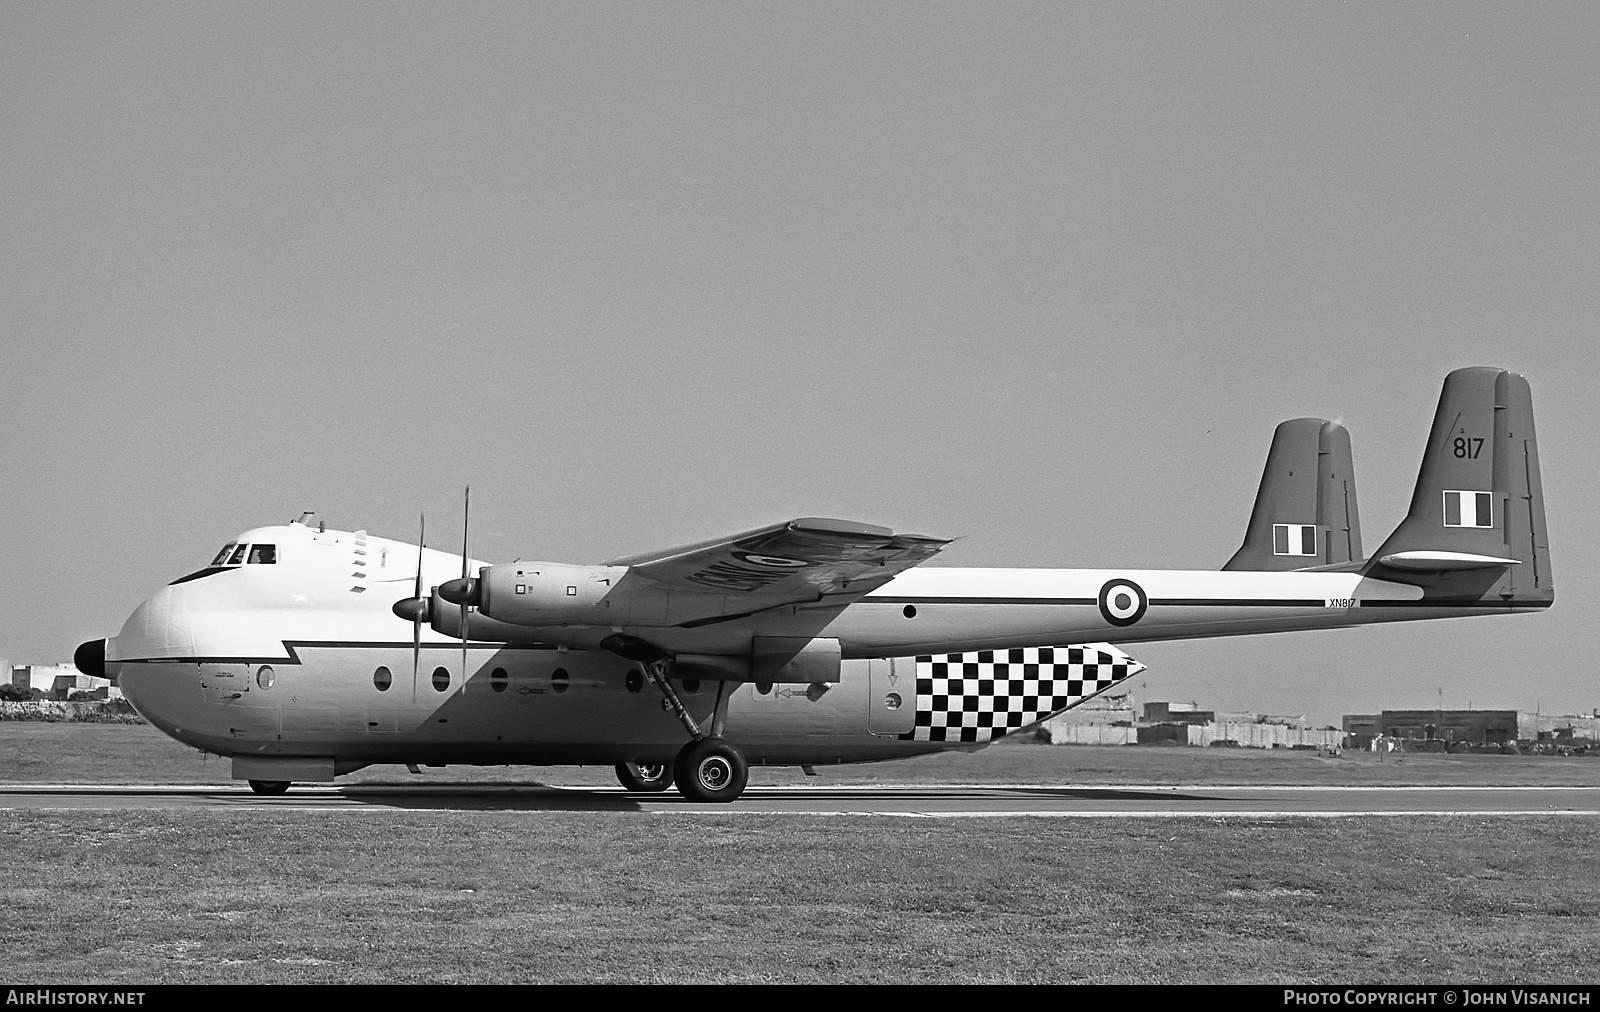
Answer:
[673, 737, 748, 803]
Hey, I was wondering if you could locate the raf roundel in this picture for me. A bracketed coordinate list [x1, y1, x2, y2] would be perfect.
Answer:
[731, 551, 812, 569]
[1098, 578, 1148, 627]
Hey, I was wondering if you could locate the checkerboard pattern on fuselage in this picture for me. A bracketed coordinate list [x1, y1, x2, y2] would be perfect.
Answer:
[904, 646, 1137, 743]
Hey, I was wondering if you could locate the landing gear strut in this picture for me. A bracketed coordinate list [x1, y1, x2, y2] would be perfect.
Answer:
[637, 657, 749, 804]
[615, 762, 674, 793]
[247, 779, 290, 796]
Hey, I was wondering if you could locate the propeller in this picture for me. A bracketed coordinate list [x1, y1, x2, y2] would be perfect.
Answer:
[413, 514, 426, 685]
[432, 489, 482, 683]
[439, 489, 482, 610]
[390, 514, 430, 690]
[460, 487, 470, 681]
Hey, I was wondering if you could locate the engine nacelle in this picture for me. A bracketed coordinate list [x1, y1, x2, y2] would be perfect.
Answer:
[477, 562, 630, 626]
[753, 636, 842, 685]
[667, 639, 843, 685]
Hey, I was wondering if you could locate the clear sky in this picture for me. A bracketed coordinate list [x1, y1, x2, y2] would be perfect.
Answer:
[3, 3, 1596, 726]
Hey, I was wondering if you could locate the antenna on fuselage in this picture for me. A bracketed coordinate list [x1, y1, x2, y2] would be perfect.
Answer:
[294, 511, 315, 526]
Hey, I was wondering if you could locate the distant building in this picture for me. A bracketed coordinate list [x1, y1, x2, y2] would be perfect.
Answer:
[1042, 691, 1138, 745]
[1051, 691, 1137, 725]
[1343, 714, 1382, 741]
[1143, 701, 1309, 728]
[1143, 701, 1214, 725]
[1374, 709, 1522, 744]
[1527, 712, 1600, 742]
[7, 661, 118, 700]
[1044, 697, 1337, 748]
[1339, 709, 1600, 746]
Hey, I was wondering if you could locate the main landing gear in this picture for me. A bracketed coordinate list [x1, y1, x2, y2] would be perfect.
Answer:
[640, 657, 750, 804]
[602, 634, 752, 803]
[248, 779, 291, 796]
[673, 736, 748, 803]
[615, 762, 674, 793]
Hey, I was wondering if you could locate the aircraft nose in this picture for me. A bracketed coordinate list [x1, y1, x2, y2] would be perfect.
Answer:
[116, 585, 197, 658]
[74, 639, 107, 679]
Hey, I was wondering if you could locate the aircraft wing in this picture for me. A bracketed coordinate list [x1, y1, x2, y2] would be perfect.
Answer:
[607, 517, 949, 600]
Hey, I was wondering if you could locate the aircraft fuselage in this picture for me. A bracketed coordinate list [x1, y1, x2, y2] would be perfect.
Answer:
[104, 521, 1540, 775]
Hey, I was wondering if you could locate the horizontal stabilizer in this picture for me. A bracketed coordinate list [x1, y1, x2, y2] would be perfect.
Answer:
[1378, 551, 1520, 572]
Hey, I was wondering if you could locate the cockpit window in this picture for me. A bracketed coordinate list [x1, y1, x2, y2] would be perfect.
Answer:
[211, 543, 239, 566]
[226, 544, 249, 566]
[248, 544, 277, 564]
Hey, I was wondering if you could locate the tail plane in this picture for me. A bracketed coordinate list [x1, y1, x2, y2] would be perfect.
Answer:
[1228, 366, 1552, 607]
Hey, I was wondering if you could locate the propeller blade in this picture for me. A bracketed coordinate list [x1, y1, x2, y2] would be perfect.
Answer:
[415, 514, 426, 599]
[460, 487, 470, 685]
[414, 514, 425, 691]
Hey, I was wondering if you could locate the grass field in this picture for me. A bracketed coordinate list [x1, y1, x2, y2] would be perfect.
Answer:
[3, 721, 1598, 787]
[2, 724, 1598, 984]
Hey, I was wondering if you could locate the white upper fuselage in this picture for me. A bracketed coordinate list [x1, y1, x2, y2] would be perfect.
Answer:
[108, 520, 1520, 671]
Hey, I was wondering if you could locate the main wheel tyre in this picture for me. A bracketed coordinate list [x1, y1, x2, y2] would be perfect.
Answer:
[615, 762, 675, 793]
[673, 738, 748, 803]
[248, 780, 291, 796]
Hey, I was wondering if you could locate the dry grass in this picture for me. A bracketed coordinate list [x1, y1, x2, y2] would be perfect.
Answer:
[2, 726, 1599, 983]
[2, 721, 1597, 787]
[2, 811, 1596, 984]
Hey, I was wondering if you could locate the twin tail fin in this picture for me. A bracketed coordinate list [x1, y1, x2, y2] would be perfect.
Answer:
[1369, 367, 1552, 603]
[1224, 418, 1362, 572]
[1225, 366, 1552, 608]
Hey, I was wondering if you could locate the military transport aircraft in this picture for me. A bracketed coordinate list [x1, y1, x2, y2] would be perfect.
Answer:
[75, 366, 1552, 802]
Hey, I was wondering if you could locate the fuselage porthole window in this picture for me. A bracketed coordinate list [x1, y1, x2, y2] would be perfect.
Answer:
[432, 667, 450, 692]
[257, 665, 274, 690]
[551, 668, 569, 694]
[374, 666, 392, 692]
[211, 543, 238, 566]
[248, 544, 277, 564]
[490, 667, 508, 693]
[227, 544, 249, 566]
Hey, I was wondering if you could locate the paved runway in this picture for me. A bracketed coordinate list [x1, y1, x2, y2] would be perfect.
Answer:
[4, 783, 1599, 816]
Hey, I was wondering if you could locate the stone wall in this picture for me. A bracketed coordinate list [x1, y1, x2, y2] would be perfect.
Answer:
[0, 700, 145, 723]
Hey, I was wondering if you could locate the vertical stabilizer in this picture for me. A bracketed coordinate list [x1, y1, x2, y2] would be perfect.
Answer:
[1371, 367, 1553, 603]
[1224, 418, 1362, 571]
